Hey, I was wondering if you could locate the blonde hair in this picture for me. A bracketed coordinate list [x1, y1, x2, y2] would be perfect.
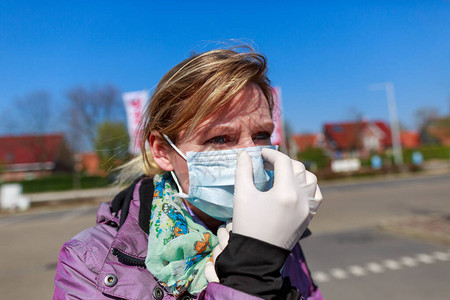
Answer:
[116, 46, 273, 184]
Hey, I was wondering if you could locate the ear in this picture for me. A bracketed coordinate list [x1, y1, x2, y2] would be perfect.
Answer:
[149, 131, 174, 171]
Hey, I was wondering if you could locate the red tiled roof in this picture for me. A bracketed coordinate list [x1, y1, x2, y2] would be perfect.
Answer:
[400, 131, 420, 148]
[324, 121, 392, 149]
[292, 134, 318, 151]
[0, 134, 65, 165]
[372, 121, 392, 147]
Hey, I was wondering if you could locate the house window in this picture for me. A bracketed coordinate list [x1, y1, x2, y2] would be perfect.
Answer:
[333, 126, 343, 133]
[364, 136, 380, 151]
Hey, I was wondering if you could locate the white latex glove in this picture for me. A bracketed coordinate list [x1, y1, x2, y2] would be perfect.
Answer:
[233, 148, 322, 250]
[204, 222, 233, 283]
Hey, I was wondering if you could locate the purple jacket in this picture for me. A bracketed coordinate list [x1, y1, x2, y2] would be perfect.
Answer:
[54, 180, 323, 300]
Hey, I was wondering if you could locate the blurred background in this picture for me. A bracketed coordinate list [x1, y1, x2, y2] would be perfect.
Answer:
[0, 1, 449, 299]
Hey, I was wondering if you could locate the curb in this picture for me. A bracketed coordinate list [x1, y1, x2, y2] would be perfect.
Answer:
[378, 214, 450, 246]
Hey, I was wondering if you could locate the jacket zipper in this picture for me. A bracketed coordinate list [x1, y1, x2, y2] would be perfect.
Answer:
[112, 248, 146, 268]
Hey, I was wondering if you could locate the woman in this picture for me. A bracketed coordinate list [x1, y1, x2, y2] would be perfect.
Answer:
[54, 46, 324, 300]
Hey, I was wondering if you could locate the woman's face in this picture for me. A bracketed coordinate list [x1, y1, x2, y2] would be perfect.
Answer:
[169, 82, 274, 194]
[151, 82, 273, 226]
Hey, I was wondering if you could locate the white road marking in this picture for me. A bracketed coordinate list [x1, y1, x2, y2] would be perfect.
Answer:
[330, 268, 348, 279]
[416, 253, 434, 264]
[312, 271, 330, 283]
[347, 265, 367, 276]
[433, 251, 450, 261]
[311, 249, 450, 284]
[383, 259, 402, 270]
[366, 262, 385, 273]
[400, 256, 418, 267]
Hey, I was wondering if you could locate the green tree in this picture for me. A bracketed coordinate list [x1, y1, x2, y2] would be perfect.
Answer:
[94, 121, 130, 172]
[66, 84, 122, 151]
[297, 147, 330, 171]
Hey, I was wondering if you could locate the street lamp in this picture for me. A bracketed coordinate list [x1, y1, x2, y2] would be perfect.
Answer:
[369, 82, 403, 166]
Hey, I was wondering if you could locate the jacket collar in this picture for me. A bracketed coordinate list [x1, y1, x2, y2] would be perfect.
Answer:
[95, 179, 160, 299]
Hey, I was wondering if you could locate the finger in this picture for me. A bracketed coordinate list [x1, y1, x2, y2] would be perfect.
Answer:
[217, 226, 229, 250]
[314, 185, 323, 201]
[309, 186, 323, 215]
[291, 160, 306, 185]
[261, 148, 294, 189]
[304, 170, 317, 185]
[205, 261, 220, 283]
[301, 181, 317, 200]
[225, 221, 232, 233]
[235, 151, 257, 192]
[212, 245, 223, 262]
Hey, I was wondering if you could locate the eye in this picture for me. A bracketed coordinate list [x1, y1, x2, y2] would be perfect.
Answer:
[253, 131, 271, 141]
[207, 135, 231, 145]
[252, 131, 272, 146]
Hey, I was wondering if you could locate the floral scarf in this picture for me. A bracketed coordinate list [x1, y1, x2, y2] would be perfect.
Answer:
[145, 173, 219, 296]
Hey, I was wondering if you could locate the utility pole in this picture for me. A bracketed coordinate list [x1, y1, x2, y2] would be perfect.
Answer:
[370, 82, 403, 166]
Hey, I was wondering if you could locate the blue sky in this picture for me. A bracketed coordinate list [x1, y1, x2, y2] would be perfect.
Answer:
[1, 0, 449, 136]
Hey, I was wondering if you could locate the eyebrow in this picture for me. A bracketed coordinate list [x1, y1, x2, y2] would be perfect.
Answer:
[261, 120, 275, 133]
[202, 120, 275, 138]
[202, 124, 238, 138]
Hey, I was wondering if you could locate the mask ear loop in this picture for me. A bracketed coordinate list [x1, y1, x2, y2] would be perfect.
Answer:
[170, 171, 189, 197]
[162, 133, 187, 160]
[162, 133, 189, 197]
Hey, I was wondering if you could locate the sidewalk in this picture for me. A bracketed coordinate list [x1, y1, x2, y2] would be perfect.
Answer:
[379, 214, 450, 246]
[23, 166, 450, 205]
[27, 186, 120, 203]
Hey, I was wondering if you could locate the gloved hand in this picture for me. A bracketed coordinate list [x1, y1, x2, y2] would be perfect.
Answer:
[204, 222, 232, 283]
[232, 148, 322, 250]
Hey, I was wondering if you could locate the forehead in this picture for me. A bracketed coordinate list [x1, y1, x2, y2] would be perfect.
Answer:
[179, 83, 273, 141]
[201, 84, 271, 128]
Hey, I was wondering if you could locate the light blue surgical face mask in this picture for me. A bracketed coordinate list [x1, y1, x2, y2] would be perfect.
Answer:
[163, 134, 276, 221]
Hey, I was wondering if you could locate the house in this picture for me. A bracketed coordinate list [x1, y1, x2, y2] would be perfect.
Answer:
[0, 134, 73, 182]
[290, 133, 326, 154]
[323, 120, 392, 159]
[427, 116, 450, 146]
[74, 152, 105, 176]
[400, 131, 420, 149]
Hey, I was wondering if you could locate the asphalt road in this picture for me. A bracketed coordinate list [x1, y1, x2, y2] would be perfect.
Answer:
[0, 173, 449, 299]
[304, 173, 450, 299]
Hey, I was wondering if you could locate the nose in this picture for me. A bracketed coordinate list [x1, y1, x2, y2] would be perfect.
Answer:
[239, 136, 256, 148]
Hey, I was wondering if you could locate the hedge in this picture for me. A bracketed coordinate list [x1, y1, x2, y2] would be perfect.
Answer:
[8, 173, 111, 193]
[402, 145, 450, 164]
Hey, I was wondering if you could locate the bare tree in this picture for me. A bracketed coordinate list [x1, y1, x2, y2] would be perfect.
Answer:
[2, 91, 63, 167]
[6, 91, 54, 135]
[415, 107, 440, 145]
[66, 84, 122, 151]
[347, 106, 364, 122]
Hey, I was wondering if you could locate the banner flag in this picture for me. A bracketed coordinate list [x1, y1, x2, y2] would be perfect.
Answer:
[122, 90, 149, 155]
[270, 86, 284, 146]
